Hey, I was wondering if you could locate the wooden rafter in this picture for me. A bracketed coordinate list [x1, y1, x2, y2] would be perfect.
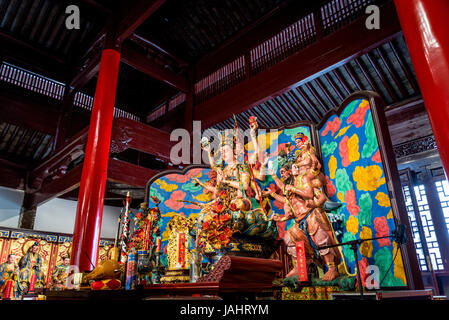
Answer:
[315, 78, 338, 108]
[376, 46, 408, 99]
[332, 68, 352, 95]
[366, 52, 399, 102]
[323, 73, 344, 102]
[283, 91, 312, 122]
[389, 40, 419, 94]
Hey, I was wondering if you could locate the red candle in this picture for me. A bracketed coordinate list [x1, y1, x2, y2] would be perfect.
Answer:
[178, 233, 186, 268]
[156, 237, 161, 253]
[29, 274, 36, 293]
[3, 280, 13, 299]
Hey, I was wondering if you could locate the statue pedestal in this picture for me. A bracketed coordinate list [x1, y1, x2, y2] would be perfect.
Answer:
[160, 269, 190, 283]
[198, 255, 282, 292]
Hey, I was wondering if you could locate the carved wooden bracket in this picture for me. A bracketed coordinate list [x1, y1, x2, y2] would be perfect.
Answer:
[110, 125, 133, 154]
[29, 128, 88, 191]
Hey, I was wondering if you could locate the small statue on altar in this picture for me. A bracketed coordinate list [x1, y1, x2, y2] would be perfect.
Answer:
[0, 254, 19, 300]
[17, 241, 45, 296]
[128, 200, 163, 286]
[160, 214, 193, 283]
[50, 256, 71, 291]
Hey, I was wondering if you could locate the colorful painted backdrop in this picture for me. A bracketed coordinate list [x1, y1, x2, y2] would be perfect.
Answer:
[148, 168, 211, 266]
[147, 126, 315, 265]
[148, 108, 407, 288]
[319, 98, 407, 287]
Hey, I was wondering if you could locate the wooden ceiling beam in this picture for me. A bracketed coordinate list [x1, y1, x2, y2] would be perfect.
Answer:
[315, 78, 338, 108]
[121, 44, 189, 92]
[366, 52, 399, 102]
[129, 33, 188, 67]
[69, 0, 166, 93]
[295, 87, 322, 121]
[194, 1, 401, 128]
[0, 158, 25, 189]
[111, 117, 175, 162]
[69, 51, 101, 94]
[107, 159, 159, 188]
[29, 163, 83, 207]
[116, 0, 166, 43]
[0, 31, 67, 82]
[305, 82, 328, 115]
[332, 68, 352, 95]
[343, 64, 362, 91]
[278, 94, 304, 121]
[0, 85, 60, 135]
[263, 102, 284, 126]
[270, 98, 295, 123]
[253, 106, 277, 128]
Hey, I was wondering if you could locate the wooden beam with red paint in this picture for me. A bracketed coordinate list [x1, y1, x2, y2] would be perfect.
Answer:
[0, 158, 25, 189]
[69, 52, 102, 94]
[69, 0, 166, 93]
[107, 158, 159, 188]
[29, 163, 83, 208]
[30, 127, 89, 190]
[116, 0, 166, 43]
[121, 44, 189, 92]
[0, 85, 60, 135]
[194, 2, 402, 128]
[0, 31, 67, 82]
[129, 33, 188, 67]
[111, 117, 175, 162]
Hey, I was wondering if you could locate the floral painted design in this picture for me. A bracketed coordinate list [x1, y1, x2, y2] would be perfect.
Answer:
[374, 216, 391, 247]
[346, 216, 359, 235]
[319, 98, 404, 287]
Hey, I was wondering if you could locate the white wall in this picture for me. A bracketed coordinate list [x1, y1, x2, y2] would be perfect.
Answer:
[35, 198, 122, 239]
[0, 186, 24, 228]
[0, 187, 121, 239]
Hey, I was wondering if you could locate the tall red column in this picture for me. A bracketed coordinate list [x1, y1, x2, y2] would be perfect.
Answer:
[394, 0, 449, 175]
[71, 48, 121, 272]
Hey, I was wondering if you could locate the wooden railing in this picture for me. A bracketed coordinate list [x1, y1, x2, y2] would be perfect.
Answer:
[193, 0, 389, 105]
[0, 62, 140, 121]
[250, 12, 316, 77]
[321, 0, 377, 35]
[0, 62, 64, 99]
[195, 56, 246, 105]
[147, 92, 187, 122]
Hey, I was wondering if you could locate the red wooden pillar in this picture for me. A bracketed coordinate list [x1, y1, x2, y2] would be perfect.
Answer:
[70, 44, 121, 272]
[394, 0, 449, 176]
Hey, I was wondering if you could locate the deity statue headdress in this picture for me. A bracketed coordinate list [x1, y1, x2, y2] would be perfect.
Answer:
[23, 240, 40, 254]
[294, 132, 309, 144]
[219, 129, 237, 148]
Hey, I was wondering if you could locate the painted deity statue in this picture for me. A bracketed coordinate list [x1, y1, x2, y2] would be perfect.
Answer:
[0, 254, 19, 300]
[50, 256, 71, 291]
[268, 133, 341, 281]
[192, 119, 277, 251]
[199, 129, 262, 210]
[18, 241, 45, 296]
